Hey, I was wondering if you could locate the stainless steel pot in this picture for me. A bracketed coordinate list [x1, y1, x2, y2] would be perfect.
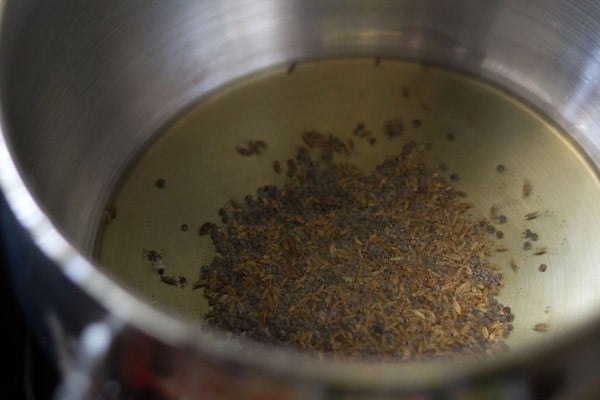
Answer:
[3, 1, 600, 399]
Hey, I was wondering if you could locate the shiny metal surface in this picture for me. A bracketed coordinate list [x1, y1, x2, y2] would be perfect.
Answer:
[2, 1, 600, 398]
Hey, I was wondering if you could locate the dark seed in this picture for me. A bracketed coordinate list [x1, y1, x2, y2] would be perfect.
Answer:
[523, 181, 532, 198]
[287, 62, 296, 74]
[525, 211, 539, 220]
[539, 264, 547, 272]
[401, 86, 409, 98]
[273, 160, 282, 173]
[446, 133, 455, 141]
[486, 225, 496, 234]
[236, 146, 251, 156]
[180, 224, 189, 232]
[449, 173, 459, 181]
[531, 233, 539, 241]
[523, 241, 532, 250]
[147, 250, 161, 262]
[157, 268, 164, 276]
[195, 128, 513, 359]
[368, 137, 376, 146]
[496, 164, 505, 173]
[160, 276, 178, 286]
[199, 222, 217, 236]
[155, 178, 166, 189]
[412, 119, 422, 129]
[104, 206, 117, 224]
[384, 119, 404, 139]
[495, 230, 504, 239]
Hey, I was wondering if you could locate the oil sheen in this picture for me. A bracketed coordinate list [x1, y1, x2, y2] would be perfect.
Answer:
[96, 59, 600, 355]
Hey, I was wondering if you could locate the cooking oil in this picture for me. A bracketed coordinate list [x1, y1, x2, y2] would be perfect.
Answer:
[96, 58, 600, 354]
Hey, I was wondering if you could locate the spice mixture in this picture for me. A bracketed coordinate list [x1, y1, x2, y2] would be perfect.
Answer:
[195, 131, 512, 361]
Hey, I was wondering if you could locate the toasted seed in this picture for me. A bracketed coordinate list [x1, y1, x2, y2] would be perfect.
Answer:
[287, 62, 297, 74]
[104, 206, 117, 224]
[147, 250, 162, 263]
[510, 258, 519, 271]
[155, 178, 166, 188]
[401, 86, 409, 98]
[533, 323, 548, 332]
[530, 233, 539, 241]
[199, 222, 216, 236]
[525, 211, 539, 220]
[196, 128, 512, 359]
[160, 276, 178, 286]
[523, 181, 532, 198]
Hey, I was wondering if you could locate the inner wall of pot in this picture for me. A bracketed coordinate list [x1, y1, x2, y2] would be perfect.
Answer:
[4, 1, 600, 357]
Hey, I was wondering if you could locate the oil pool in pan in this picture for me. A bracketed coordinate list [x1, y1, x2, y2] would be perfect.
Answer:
[96, 59, 600, 361]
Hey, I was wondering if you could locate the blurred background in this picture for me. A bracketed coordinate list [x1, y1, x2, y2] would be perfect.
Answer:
[1, 226, 58, 399]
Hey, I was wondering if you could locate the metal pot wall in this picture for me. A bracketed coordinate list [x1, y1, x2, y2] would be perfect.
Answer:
[2, 1, 600, 398]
